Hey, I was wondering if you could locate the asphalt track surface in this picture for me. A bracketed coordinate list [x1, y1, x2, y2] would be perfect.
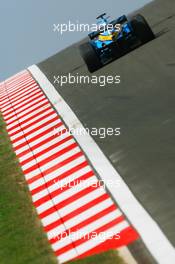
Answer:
[37, 0, 175, 263]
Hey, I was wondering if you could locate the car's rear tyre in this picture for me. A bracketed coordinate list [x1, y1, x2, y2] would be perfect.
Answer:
[131, 14, 155, 44]
[79, 43, 102, 73]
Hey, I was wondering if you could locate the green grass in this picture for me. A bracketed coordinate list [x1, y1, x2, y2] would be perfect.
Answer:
[0, 114, 57, 264]
[70, 250, 125, 264]
[0, 113, 125, 264]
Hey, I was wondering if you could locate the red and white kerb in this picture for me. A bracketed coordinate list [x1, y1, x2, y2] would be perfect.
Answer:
[0, 70, 138, 263]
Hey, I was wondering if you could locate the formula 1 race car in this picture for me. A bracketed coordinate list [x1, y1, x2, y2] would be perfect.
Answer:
[79, 13, 155, 72]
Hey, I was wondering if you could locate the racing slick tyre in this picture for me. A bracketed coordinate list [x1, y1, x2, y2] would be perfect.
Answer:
[79, 43, 102, 73]
[131, 14, 155, 44]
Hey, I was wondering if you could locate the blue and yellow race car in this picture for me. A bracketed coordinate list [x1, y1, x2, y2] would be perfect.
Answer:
[80, 13, 155, 72]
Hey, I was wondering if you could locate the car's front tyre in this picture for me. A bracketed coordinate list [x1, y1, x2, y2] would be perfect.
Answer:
[79, 43, 102, 73]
